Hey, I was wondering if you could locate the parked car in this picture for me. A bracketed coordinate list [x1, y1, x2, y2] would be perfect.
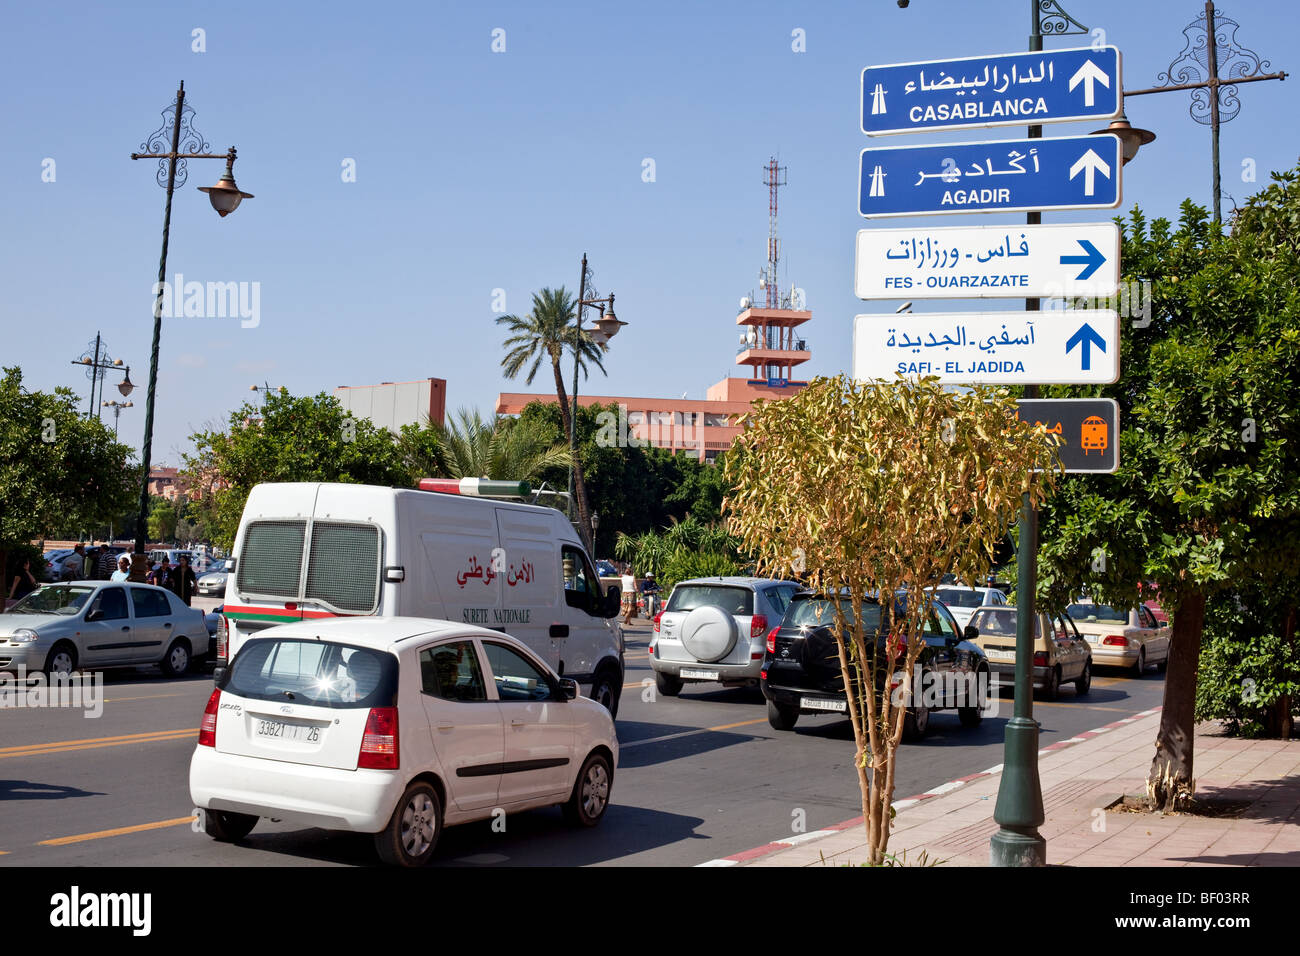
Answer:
[650, 576, 801, 696]
[42, 549, 75, 579]
[926, 584, 1009, 629]
[966, 605, 1092, 699]
[760, 591, 990, 737]
[0, 581, 209, 677]
[1066, 600, 1170, 675]
[196, 566, 229, 596]
[190, 616, 618, 866]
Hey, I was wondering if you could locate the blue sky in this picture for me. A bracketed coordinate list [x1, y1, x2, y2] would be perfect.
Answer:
[2, 0, 1296, 466]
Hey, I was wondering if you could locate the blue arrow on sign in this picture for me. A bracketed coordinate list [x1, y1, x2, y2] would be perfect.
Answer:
[1065, 322, 1107, 371]
[1059, 239, 1107, 280]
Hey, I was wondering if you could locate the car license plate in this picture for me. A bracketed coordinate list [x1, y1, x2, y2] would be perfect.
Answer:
[1084, 634, 1099, 643]
[255, 719, 320, 743]
[680, 668, 719, 680]
[986, 649, 1016, 661]
[802, 696, 847, 713]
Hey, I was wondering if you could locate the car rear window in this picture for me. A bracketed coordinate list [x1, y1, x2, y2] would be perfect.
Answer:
[224, 638, 398, 709]
[970, 608, 1018, 637]
[666, 585, 753, 616]
[1067, 603, 1128, 625]
[935, 587, 985, 608]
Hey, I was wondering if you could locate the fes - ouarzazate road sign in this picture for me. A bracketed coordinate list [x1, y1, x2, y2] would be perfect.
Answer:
[854, 222, 1120, 300]
[862, 46, 1121, 136]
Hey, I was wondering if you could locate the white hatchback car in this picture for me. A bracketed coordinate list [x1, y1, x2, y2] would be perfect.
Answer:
[190, 616, 618, 866]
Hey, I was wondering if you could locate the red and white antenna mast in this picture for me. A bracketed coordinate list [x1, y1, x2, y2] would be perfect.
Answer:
[760, 158, 787, 309]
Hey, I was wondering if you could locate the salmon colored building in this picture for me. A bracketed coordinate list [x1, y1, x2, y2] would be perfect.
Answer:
[496, 306, 813, 462]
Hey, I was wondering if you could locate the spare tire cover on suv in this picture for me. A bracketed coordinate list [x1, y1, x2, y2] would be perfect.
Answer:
[680, 605, 739, 663]
[801, 625, 843, 680]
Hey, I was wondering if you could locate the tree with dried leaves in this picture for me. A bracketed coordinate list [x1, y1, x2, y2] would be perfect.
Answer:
[724, 375, 1060, 865]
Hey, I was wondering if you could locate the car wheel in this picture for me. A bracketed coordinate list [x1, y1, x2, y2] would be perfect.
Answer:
[203, 808, 257, 842]
[767, 699, 799, 731]
[902, 699, 930, 742]
[589, 665, 621, 719]
[654, 670, 683, 697]
[958, 668, 987, 727]
[44, 642, 77, 677]
[1075, 661, 1092, 695]
[1132, 648, 1146, 678]
[374, 781, 441, 867]
[562, 751, 613, 827]
[1042, 666, 1061, 701]
[160, 638, 192, 678]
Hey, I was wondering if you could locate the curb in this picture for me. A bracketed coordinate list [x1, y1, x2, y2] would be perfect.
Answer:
[696, 705, 1163, 867]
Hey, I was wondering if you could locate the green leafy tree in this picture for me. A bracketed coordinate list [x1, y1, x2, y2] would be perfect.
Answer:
[0, 367, 137, 574]
[1037, 168, 1300, 807]
[147, 500, 178, 543]
[185, 390, 405, 549]
[398, 409, 570, 485]
[726, 375, 1059, 865]
[497, 287, 606, 549]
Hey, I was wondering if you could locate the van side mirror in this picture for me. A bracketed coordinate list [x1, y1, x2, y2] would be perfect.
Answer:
[603, 585, 621, 619]
[558, 678, 579, 700]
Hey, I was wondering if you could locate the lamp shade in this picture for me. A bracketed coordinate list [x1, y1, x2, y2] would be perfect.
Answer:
[199, 166, 254, 217]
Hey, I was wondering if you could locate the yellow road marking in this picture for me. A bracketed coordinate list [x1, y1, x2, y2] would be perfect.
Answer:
[0, 728, 197, 759]
[706, 717, 767, 732]
[39, 815, 197, 847]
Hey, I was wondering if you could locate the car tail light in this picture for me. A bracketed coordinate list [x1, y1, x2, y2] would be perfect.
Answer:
[1033, 651, 1049, 667]
[215, 615, 229, 661]
[766, 625, 780, 654]
[750, 614, 768, 640]
[199, 688, 220, 747]
[1103, 635, 1128, 646]
[358, 707, 399, 770]
[653, 611, 663, 633]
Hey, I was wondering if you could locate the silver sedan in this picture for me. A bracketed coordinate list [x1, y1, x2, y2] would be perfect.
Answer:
[0, 581, 209, 677]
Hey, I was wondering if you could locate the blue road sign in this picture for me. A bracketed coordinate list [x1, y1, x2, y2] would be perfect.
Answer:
[859, 134, 1123, 218]
[862, 47, 1122, 135]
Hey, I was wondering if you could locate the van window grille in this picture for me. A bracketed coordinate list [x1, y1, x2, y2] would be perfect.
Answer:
[305, 521, 380, 612]
[237, 520, 306, 598]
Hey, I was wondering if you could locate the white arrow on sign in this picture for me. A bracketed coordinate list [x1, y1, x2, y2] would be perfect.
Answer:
[1068, 59, 1110, 107]
[1069, 148, 1112, 197]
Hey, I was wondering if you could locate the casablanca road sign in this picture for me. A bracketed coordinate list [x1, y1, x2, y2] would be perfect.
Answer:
[855, 222, 1121, 300]
[852, 309, 1120, 385]
[859, 133, 1123, 218]
[862, 46, 1122, 136]
[1016, 398, 1120, 474]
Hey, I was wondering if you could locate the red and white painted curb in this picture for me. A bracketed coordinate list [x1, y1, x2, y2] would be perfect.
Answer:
[696, 705, 1163, 867]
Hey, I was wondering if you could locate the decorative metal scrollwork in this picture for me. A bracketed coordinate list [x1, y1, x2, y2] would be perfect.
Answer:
[138, 96, 210, 187]
[1038, 0, 1089, 37]
[1155, 7, 1274, 125]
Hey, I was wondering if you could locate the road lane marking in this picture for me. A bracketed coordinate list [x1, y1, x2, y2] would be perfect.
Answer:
[39, 815, 197, 847]
[621, 717, 767, 750]
[0, 728, 197, 759]
[102, 692, 193, 703]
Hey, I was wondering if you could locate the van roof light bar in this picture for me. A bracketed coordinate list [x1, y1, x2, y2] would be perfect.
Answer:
[417, 478, 532, 498]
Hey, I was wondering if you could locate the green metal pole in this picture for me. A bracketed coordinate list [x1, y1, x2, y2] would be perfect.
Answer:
[567, 254, 586, 519]
[133, 83, 184, 569]
[1206, 1, 1222, 225]
[991, 0, 1047, 867]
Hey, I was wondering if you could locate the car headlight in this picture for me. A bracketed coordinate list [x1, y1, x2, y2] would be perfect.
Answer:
[10, 629, 39, 644]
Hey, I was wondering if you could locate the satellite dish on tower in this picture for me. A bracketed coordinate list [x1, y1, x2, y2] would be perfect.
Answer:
[740, 296, 752, 309]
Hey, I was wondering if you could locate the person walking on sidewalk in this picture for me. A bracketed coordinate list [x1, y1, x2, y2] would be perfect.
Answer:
[170, 554, 198, 606]
[621, 566, 637, 625]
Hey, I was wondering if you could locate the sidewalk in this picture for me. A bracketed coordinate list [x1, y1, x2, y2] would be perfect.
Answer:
[733, 711, 1300, 867]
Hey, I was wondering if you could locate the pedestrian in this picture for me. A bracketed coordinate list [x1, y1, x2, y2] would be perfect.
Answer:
[81, 545, 96, 580]
[621, 566, 637, 625]
[96, 546, 118, 580]
[170, 554, 198, 606]
[62, 543, 87, 581]
[148, 556, 171, 588]
[6, 558, 39, 611]
[111, 554, 132, 582]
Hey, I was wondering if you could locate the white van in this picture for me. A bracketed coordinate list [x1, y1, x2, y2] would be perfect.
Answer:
[216, 482, 626, 716]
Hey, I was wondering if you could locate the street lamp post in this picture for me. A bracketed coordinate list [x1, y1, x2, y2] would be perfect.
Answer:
[102, 400, 134, 436]
[72, 334, 133, 420]
[568, 253, 625, 552]
[127, 81, 251, 577]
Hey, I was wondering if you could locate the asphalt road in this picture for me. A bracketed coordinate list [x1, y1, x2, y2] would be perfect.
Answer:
[0, 620, 1166, 867]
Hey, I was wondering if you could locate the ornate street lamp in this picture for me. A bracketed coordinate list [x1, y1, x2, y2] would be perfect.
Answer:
[127, 81, 252, 577]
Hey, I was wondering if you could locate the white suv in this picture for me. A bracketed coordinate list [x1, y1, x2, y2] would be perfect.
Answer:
[190, 616, 618, 866]
[650, 577, 801, 696]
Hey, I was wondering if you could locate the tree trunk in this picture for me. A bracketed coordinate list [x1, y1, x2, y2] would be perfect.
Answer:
[549, 357, 595, 553]
[1266, 605, 1297, 740]
[1146, 590, 1206, 810]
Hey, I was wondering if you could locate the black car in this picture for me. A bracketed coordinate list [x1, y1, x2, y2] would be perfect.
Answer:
[760, 590, 990, 739]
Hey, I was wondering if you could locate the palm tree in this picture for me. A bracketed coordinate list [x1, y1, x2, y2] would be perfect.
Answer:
[497, 287, 606, 547]
[398, 409, 570, 486]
